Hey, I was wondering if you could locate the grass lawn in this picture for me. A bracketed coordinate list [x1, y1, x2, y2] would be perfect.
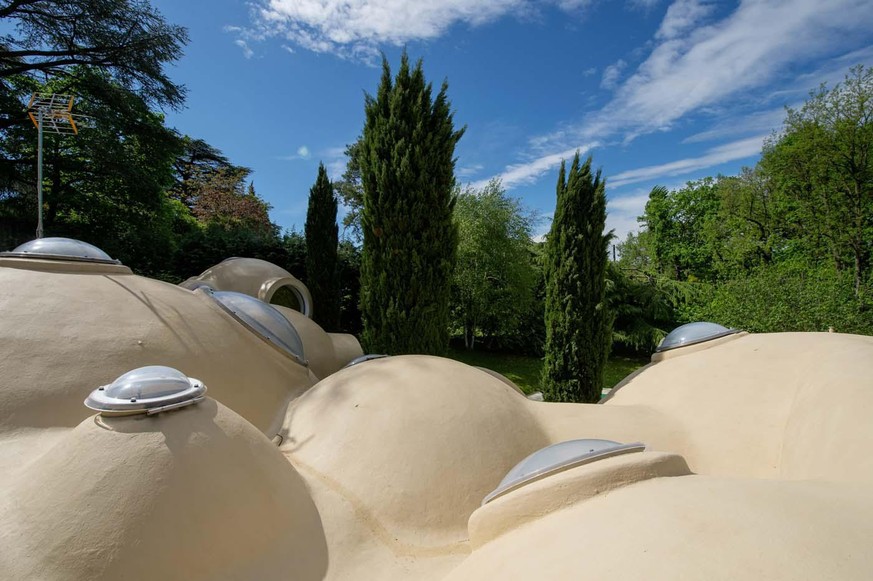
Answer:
[446, 347, 649, 396]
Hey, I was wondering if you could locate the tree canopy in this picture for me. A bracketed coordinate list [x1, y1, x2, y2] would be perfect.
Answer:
[452, 179, 537, 350]
[358, 52, 464, 355]
[542, 154, 612, 402]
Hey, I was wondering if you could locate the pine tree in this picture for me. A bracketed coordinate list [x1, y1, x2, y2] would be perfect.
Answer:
[304, 163, 340, 331]
[359, 52, 464, 354]
[542, 153, 613, 402]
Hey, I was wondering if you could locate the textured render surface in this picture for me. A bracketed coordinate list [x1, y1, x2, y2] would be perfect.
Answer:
[605, 332, 873, 481]
[2, 254, 873, 580]
[0, 259, 312, 435]
[275, 305, 363, 380]
[445, 476, 873, 581]
[0, 399, 328, 581]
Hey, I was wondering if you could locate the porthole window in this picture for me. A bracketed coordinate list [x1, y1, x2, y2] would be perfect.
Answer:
[1, 237, 120, 264]
[656, 322, 739, 352]
[482, 439, 646, 504]
[270, 284, 304, 312]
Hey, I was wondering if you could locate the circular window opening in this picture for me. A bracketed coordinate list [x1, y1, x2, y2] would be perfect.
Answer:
[270, 284, 303, 312]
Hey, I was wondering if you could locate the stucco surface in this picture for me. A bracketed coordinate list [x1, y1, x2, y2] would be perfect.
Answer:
[446, 475, 873, 581]
[2, 253, 873, 580]
[604, 332, 873, 481]
[280, 355, 552, 578]
[0, 260, 311, 434]
[0, 398, 328, 581]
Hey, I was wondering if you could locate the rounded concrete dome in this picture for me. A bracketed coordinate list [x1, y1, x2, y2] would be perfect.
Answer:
[0, 397, 327, 581]
[181, 257, 313, 317]
[0, 258, 312, 435]
[280, 355, 552, 549]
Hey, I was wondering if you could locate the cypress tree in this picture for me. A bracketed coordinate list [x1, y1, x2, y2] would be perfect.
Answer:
[359, 52, 464, 354]
[542, 153, 613, 402]
[304, 162, 340, 331]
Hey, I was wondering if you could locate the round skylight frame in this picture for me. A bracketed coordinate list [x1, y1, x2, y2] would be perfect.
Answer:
[1, 237, 120, 264]
[84, 366, 207, 416]
[207, 289, 307, 366]
[482, 439, 647, 505]
[656, 321, 740, 352]
[344, 354, 388, 368]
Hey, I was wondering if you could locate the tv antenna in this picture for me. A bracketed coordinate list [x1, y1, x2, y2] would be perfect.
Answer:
[26, 93, 79, 239]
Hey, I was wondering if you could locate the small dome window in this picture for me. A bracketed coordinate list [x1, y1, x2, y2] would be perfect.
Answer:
[344, 354, 388, 368]
[209, 290, 306, 365]
[84, 366, 207, 416]
[656, 321, 739, 352]
[1, 237, 120, 264]
[482, 439, 646, 504]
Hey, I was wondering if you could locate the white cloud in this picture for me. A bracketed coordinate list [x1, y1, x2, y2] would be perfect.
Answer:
[244, 0, 621, 59]
[234, 39, 254, 59]
[682, 106, 788, 143]
[655, 0, 713, 40]
[457, 163, 484, 178]
[471, 144, 597, 190]
[486, 0, 873, 193]
[606, 191, 649, 243]
[279, 145, 313, 161]
[600, 59, 626, 90]
[609, 134, 765, 188]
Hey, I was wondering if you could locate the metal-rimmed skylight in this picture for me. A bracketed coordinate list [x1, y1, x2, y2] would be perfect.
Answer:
[208, 290, 307, 365]
[1, 237, 120, 264]
[482, 439, 646, 505]
[656, 322, 740, 352]
[84, 366, 207, 416]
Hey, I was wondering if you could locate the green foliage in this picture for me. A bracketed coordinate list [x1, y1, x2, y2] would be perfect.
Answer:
[685, 261, 873, 335]
[0, 0, 188, 110]
[607, 262, 688, 353]
[334, 138, 364, 242]
[358, 52, 464, 355]
[452, 179, 538, 350]
[761, 65, 873, 295]
[542, 153, 612, 403]
[305, 163, 340, 331]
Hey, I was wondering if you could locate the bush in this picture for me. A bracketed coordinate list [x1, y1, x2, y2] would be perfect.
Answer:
[684, 261, 873, 334]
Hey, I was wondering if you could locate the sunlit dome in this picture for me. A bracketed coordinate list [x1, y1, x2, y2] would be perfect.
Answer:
[84, 365, 207, 415]
[656, 322, 739, 352]
[483, 439, 646, 504]
[209, 290, 307, 365]
[1, 237, 119, 264]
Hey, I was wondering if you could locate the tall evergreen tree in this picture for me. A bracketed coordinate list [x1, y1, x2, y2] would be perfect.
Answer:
[304, 163, 340, 331]
[359, 52, 464, 354]
[542, 154, 613, 402]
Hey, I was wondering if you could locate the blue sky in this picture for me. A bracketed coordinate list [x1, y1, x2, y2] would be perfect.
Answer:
[151, 0, 873, 242]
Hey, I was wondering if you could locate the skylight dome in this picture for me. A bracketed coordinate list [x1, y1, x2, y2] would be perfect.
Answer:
[84, 366, 207, 415]
[656, 322, 739, 352]
[483, 439, 646, 504]
[1, 237, 119, 264]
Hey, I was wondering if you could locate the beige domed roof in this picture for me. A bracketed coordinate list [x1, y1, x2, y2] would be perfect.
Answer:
[0, 396, 327, 581]
[0, 258, 312, 435]
[181, 257, 313, 317]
